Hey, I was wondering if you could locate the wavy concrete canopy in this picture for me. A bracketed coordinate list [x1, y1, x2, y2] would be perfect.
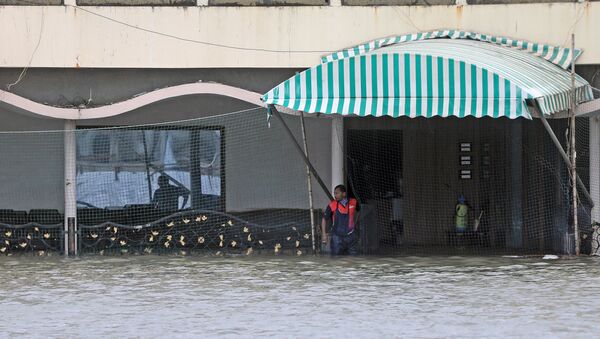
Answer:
[0, 82, 267, 120]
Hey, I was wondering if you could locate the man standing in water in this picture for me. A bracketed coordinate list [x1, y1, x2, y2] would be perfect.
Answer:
[321, 185, 360, 255]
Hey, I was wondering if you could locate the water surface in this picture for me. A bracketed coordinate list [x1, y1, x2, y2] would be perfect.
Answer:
[0, 255, 598, 338]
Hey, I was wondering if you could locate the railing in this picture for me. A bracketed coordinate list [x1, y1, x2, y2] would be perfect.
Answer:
[0, 222, 63, 256]
[79, 209, 313, 255]
[0, 209, 313, 255]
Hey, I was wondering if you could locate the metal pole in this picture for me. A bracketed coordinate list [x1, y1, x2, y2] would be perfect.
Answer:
[570, 34, 580, 255]
[331, 116, 345, 191]
[299, 111, 317, 254]
[142, 131, 153, 202]
[591, 115, 600, 255]
[538, 112, 593, 206]
[590, 116, 600, 223]
[270, 105, 334, 201]
[64, 119, 78, 256]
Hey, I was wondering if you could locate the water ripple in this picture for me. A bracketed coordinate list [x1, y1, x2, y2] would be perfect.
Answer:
[0, 255, 599, 338]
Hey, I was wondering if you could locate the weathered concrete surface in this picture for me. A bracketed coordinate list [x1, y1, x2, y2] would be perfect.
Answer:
[467, 0, 577, 4]
[578, 65, 600, 91]
[0, 68, 300, 106]
[209, 0, 327, 5]
[343, 0, 453, 6]
[0, 68, 332, 213]
[76, 0, 195, 5]
[0, 0, 62, 4]
[2, 3, 599, 68]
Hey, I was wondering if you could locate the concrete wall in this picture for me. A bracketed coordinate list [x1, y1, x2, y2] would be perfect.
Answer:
[208, 0, 327, 5]
[3, 0, 595, 5]
[1, 3, 599, 68]
[75, 96, 332, 212]
[578, 65, 600, 92]
[0, 102, 332, 213]
[467, 0, 582, 4]
[0, 111, 65, 211]
[0, 67, 333, 213]
[343, 0, 454, 5]
[0, 0, 62, 4]
[77, 0, 195, 5]
[0, 68, 300, 107]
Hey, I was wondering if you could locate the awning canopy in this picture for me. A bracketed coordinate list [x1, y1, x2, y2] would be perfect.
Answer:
[262, 30, 594, 119]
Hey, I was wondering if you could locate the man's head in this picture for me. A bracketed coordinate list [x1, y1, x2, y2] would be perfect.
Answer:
[158, 175, 169, 187]
[333, 184, 347, 201]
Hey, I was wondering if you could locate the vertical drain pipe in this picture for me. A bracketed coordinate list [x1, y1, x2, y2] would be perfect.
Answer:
[64, 120, 78, 256]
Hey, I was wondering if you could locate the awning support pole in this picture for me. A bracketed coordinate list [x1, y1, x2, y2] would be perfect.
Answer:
[590, 116, 600, 255]
[570, 34, 580, 256]
[299, 111, 317, 254]
[331, 116, 344, 191]
[590, 116, 600, 222]
[269, 105, 334, 201]
[538, 111, 593, 207]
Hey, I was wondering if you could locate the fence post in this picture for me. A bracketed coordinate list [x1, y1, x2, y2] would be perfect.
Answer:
[64, 120, 78, 256]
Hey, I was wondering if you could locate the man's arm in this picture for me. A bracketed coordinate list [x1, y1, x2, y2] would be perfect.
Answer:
[177, 187, 190, 209]
[177, 186, 190, 197]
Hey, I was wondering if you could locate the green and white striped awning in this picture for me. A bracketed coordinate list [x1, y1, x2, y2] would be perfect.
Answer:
[262, 30, 594, 119]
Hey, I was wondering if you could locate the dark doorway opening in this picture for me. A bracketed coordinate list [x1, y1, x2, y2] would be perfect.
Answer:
[347, 130, 403, 251]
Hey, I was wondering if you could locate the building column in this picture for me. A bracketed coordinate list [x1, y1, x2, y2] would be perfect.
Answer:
[64, 120, 77, 256]
[331, 116, 344, 192]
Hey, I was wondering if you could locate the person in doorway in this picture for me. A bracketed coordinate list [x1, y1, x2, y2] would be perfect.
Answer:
[321, 184, 360, 255]
[152, 175, 189, 211]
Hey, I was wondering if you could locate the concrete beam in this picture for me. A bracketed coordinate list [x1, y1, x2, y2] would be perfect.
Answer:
[0, 0, 62, 4]
[0, 82, 265, 119]
[343, 0, 453, 5]
[76, 0, 195, 5]
[1, 3, 599, 68]
[209, 0, 327, 5]
[467, 0, 584, 4]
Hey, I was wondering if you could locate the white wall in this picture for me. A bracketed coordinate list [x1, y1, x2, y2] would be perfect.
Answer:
[1, 3, 599, 68]
[0, 96, 332, 212]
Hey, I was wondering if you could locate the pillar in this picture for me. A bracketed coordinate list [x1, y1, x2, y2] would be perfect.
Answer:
[64, 120, 77, 256]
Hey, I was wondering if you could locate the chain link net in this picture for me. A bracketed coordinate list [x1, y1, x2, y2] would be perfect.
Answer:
[0, 107, 595, 256]
[346, 116, 594, 255]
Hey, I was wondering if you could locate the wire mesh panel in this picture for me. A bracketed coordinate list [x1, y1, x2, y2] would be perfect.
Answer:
[345, 116, 594, 255]
[0, 106, 595, 256]
[76, 108, 326, 255]
[0, 131, 65, 255]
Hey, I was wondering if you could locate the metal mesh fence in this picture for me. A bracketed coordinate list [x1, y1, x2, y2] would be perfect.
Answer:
[0, 107, 595, 256]
[0, 108, 324, 256]
[345, 116, 593, 255]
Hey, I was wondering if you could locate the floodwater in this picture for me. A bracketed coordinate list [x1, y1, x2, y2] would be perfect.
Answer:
[0, 255, 599, 338]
